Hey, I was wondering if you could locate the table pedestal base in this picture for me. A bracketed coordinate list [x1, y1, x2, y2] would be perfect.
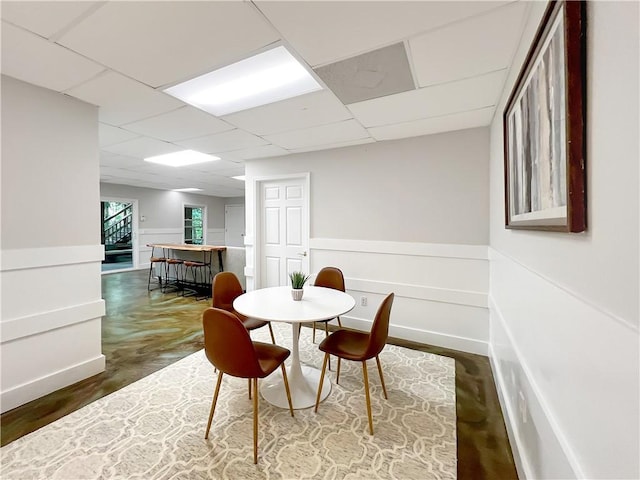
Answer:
[261, 364, 331, 409]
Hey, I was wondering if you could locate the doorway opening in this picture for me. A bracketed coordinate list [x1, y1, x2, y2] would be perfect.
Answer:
[253, 174, 310, 290]
[101, 200, 134, 273]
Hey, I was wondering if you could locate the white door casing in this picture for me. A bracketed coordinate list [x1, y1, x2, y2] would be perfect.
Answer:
[257, 176, 310, 288]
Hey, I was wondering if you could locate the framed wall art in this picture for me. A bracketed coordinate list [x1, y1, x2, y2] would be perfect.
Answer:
[503, 0, 586, 232]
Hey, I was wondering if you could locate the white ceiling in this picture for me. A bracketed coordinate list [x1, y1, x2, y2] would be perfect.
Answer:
[1, 1, 529, 198]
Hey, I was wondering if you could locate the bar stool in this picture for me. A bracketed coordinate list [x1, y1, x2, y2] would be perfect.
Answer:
[183, 260, 208, 299]
[147, 247, 166, 291]
[164, 258, 184, 293]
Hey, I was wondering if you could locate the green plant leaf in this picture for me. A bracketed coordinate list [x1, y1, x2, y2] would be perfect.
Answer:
[289, 271, 310, 289]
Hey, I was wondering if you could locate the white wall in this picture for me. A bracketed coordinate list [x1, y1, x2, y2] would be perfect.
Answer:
[0, 76, 105, 412]
[488, 2, 639, 479]
[100, 183, 243, 268]
[245, 129, 490, 354]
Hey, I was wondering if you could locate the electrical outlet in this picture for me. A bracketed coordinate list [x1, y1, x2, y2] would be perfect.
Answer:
[360, 296, 367, 306]
[518, 391, 527, 424]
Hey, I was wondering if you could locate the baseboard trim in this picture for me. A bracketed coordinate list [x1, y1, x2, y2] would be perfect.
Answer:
[488, 343, 533, 480]
[0, 354, 105, 414]
[343, 314, 488, 356]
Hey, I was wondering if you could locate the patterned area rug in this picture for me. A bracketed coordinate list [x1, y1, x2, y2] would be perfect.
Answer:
[1, 323, 456, 479]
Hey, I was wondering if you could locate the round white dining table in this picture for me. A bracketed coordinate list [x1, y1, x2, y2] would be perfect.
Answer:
[233, 285, 355, 409]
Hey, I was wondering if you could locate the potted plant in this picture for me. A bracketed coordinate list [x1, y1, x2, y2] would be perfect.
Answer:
[289, 271, 310, 301]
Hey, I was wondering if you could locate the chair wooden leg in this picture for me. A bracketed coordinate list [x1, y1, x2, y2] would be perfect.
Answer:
[324, 322, 332, 371]
[281, 364, 294, 417]
[362, 361, 374, 435]
[252, 377, 258, 464]
[248, 378, 252, 399]
[375, 355, 388, 399]
[314, 352, 330, 413]
[268, 323, 276, 344]
[312, 322, 317, 343]
[336, 357, 341, 385]
[205, 371, 223, 439]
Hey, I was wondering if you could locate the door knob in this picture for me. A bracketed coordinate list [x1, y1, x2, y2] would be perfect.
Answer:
[297, 251, 307, 257]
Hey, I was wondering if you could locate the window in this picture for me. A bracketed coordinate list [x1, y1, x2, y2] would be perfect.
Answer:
[184, 205, 205, 245]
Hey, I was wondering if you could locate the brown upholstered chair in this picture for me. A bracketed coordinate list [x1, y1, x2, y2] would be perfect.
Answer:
[314, 293, 395, 435]
[202, 308, 294, 464]
[212, 272, 276, 344]
[312, 267, 345, 342]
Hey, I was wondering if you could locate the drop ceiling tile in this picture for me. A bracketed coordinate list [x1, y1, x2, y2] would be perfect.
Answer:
[348, 69, 506, 128]
[226, 145, 290, 160]
[409, 2, 528, 87]
[99, 124, 140, 147]
[123, 106, 234, 142]
[289, 137, 375, 154]
[100, 166, 137, 178]
[0, 1, 102, 38]
[99, 152, 145, 168]
[1, 21, 105, 92]
[56, 2, 280, 88]
[101, 137, 183, 159]
[112, 170, 165, 182]
[65, 71, 183, 125]
[175, 129, 269, 154]
[212, 166, 246, 177]
[256, 1, 509, 66]
[178, 159, 241, 174]
[369, 107, 495, 141]
[222, 91, 353, 136]
[264, 119, 370, 150]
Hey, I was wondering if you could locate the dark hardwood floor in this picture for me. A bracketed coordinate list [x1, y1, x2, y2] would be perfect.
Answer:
[0, 270, 517, 479]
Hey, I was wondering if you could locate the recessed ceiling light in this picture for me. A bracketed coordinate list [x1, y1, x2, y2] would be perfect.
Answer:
[164, 46, 322, 116]
[144, 150, 219, 167]
[232, 175, 246, 181]
[172, 188, 203, 192]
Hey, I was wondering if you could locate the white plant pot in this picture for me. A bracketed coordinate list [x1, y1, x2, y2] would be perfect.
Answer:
[291, 288, 304, 301]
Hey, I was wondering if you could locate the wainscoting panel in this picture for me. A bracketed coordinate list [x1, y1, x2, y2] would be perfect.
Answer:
[206, 228, 225, 246]
[138, 228, 182, 270]
[489, 249, 639, 480]
[1, 257, 102, 321]
[0, 246, 105, 413]
[309, 239, 489, 355]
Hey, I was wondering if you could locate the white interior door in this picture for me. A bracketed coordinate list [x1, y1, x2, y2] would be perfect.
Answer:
[260, 177, 309, 288]
[225, 204, 245, 247]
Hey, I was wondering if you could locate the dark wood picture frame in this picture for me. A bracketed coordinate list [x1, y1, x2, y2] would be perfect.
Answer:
[503, 0, 586, 232]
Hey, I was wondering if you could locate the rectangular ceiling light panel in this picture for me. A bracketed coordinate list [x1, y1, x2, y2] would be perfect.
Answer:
[144, 150, 220, 167]
[165, 46, 322, 116]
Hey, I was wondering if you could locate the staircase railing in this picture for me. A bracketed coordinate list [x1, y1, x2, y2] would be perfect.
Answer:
[103, 204, 133, 247]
